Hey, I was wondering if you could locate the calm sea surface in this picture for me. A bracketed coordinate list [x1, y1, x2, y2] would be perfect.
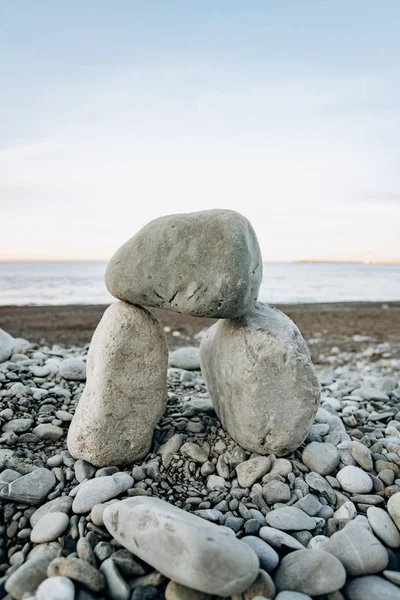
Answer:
[0, 261, 399, 306]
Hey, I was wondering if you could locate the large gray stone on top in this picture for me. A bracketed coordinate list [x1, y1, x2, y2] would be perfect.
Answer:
[0, 328, 14, 363]
[67, 301, 168, 467]
[103, 496, 259, 595]
[0, 468, 56, 505]
[105, 209, 262, 318]
[200, 303, 320, 455]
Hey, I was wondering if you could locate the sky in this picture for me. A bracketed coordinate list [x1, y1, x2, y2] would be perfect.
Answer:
[1, 1, 400, 262]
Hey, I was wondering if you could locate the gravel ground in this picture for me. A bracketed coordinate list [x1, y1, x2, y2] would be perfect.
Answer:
[1, 330, 400, 599]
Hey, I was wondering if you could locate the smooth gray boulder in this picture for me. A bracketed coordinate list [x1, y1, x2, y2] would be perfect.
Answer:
[169, 347, 200, 370]
[31, 512, 70, 543]
[67, 301, 168, 466]
[36, 576, 75, 600]
[274, 549, 346, 596]
[200, 303, 320, 455]
[59, 357, 86, 381]
[0, 328, 14, 363]
[323, 520, 388, 575]
[103, 496, 259, 595]
[72, 473, 133, 514]
[0, 468, 56, 505]
[5, 544, 60, 599]
[105, 209, 262, 318]
[345, 575, 400, 600]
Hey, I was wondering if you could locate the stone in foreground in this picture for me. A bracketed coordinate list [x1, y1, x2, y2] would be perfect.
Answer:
[0, 328, 14, 363]
[72, 473, 133, 513]
[323, 520, 388, 575]
[200, 303, 320, 455]
[103, 496, 259, 595]
[105, 209, 262, 318]
[344, 575, 400, 600]
[0, 468, 56, 505]
[67, 301, 168, 466]
[274, 549, 346, 596]
[5, 544, 60, 599]
[36, 576, 75, 600]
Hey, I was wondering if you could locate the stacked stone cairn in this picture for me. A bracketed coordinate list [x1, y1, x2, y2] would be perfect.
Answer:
[64, 209, 320, 595]
[3, 209, 400, 599]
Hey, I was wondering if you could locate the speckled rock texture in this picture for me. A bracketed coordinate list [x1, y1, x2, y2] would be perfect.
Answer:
[200, 302, 320, 455]
[67, 301, 168, 466]
[105, 209, 262, 318]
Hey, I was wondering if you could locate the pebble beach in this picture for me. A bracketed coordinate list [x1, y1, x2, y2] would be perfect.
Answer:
[1, 303, 400, 600]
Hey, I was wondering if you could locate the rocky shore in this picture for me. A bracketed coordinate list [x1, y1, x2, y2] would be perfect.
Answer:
[1, 327, 400, 599]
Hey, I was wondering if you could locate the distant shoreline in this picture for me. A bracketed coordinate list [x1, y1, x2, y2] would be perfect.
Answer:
[1, 259, 400, 264]
[295, 260, 400, 265]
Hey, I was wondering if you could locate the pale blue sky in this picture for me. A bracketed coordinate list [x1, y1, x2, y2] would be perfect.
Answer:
[1, 1, 399, 261]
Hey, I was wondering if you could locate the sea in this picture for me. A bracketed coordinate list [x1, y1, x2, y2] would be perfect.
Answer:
[0, 261, 399, 306]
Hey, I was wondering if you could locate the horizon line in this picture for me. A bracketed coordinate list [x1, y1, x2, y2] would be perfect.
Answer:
[1, 258, 400, 265]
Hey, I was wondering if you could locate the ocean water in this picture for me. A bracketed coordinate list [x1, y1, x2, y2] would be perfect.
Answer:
[0, 261, 400, 306]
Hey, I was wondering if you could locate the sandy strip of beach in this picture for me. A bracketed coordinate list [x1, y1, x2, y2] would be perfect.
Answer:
[1, 301, 399, 362]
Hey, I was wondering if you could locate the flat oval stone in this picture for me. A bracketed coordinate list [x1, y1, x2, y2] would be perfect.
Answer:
[31, 512, 70, 543]
[367, 506, 400, 548]
[59, 357, 86, 381]
[388, 492, 400, 530]
[0, 327, 14, 363]
[274, 549, 346, 596]
[5, 544, 60, 599]
[103, 497, 259, 595]
[336, 466, 373, 494]
[36, 576, 75, 600]
[302, 442, 340, 475]
[30, 496, 73, 527]
[165, 580, 205, 600]
[2, 418, 33, 433]
[259, 526, 304, 551]
[100, 557, 130, 600]
[275, 593, 312, 600]
[265, 507, 316, 531]
[32, 424, 64, 441]
[236, 457, 271, 488]
[0, 468, 56, 505]
[324, 521, 388, 576]
[47, 557, 105, 593]
[345, 575, 400, 600]
[72, 473, 133, 514]
[241, 536, 279, 572]
[169, 347, 200, 370]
